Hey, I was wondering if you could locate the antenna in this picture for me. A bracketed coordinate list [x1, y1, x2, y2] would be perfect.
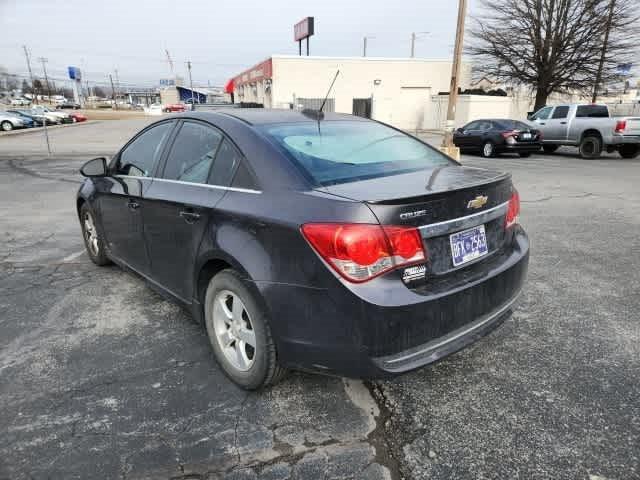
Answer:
[319, 69, 340, 114]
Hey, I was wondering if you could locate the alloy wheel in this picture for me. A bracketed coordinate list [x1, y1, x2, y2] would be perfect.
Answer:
[83, 212, 99, 256]
[212, 290, 256, 372]
[483, 142, 493, 157]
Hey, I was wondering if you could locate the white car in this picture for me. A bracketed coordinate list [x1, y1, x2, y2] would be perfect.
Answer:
[11, 98, 31, 106]
[31, 106, 71, 124]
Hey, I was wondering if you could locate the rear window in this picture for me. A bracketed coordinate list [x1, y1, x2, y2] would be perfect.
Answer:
[260, 121, 451, 186]
[495, 120, 533, 130]
[576, 105, 609, 118]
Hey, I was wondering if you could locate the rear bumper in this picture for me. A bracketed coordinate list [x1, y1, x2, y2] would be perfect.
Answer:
[498, 143, 541, 153]
[257, 227, 529, 378]
[609, 135, 640, 145]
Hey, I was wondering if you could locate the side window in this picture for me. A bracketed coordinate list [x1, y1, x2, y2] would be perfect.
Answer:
[576, 105, 608, 118]
[532, 106, 552, 120]
[551, 106, 570, 119]
[162, 122, 222, 184]
[465, 121, 480, 130]
[232, 160, 258, 190]
[209, 139, 241, 187]
[118, 122, 173, 177]
[479, 121, 493, 131]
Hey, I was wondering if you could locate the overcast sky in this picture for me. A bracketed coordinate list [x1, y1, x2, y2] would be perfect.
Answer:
[0, 0, 480, 90]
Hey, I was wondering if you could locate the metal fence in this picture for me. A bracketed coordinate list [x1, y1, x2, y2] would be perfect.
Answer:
[606, 102, 640, 117]
[294, 97, 335, 112]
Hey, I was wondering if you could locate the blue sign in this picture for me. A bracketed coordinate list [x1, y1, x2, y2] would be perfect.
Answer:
[68, 66, 81, 81]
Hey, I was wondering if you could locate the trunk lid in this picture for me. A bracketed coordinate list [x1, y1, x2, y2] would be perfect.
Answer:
[318, 165, 513, 279]
[622, 117, 640, 136]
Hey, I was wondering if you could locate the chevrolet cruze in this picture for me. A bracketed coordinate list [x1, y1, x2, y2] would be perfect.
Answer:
[77, 110, 529, 389]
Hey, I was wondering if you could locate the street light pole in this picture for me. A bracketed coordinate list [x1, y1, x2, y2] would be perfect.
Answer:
[363, 36, 375, 57]
[441, 0, 467, 153]
[187, 61, 195, 110]
[38, 57, 52, 104]
[410, 31, 430, 58]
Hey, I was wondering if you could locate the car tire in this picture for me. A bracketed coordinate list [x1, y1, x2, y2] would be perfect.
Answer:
[1, 121, 13, 132]
[205, 269, 287, 390]
[542, 145, 559, 154]
[579, 135, 602, 159]
[164, 108, 171, 113]
[518, 152, 532, 158]
[618, 145, 640, 159]
[481, 141, 495, 158]
[79, 203, 111, 266]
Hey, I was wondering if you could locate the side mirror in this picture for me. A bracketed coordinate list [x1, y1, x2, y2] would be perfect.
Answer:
[80, 157, 107, 177]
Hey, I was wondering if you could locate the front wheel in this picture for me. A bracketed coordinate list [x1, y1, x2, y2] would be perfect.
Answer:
[618, 144, 640, 159]
[79, 203, 111, 266]
[1, 121, 13, 132]
[205, 270, 287, 390]
[579, 135, 602, 159]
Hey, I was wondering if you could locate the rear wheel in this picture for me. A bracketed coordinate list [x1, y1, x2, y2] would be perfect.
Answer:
[1, 121, 13, 132]
[618, 144, 640, 159]
[518, 152, 532, 158]
[481, 141, 495, 158]
[543, 145, 559, 154]
[205, 269, 287, 390]
[579, 135, 602, 159]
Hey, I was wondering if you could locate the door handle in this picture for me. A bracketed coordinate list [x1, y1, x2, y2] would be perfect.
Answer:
[539, 122, 546, 125]
[560, 121, 567, 124]
[179, 210, 201, 223]
[127, 200, 140, 210]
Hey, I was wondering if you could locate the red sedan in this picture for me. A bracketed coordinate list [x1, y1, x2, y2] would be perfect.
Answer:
[163, 103, 186, 113]
[69, 112, 87, 123]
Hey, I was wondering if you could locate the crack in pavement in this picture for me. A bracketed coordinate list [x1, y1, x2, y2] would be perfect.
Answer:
[7, 158, 83, 184]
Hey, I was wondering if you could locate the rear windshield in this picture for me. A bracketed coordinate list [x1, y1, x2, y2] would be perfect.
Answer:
[495, 120, 533, 130]
[260, 120, 451, 186]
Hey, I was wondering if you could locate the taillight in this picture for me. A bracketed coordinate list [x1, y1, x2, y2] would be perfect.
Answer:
[505, 189, 520, 228]
[301, 223, 426, 283]
[501, 130, 517, 139]
[615, 120, 626, 133]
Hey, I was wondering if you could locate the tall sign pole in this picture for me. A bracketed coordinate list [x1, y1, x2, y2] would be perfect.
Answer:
[294, 17, 314, 57]
[187, 61, 195, 109]
[441, 0, 467, 155]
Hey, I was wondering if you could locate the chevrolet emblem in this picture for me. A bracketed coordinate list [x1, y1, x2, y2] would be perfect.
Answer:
[467, 195, 488, 209]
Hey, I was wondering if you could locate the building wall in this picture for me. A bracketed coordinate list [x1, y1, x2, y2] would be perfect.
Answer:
[268, 55, 471, 129]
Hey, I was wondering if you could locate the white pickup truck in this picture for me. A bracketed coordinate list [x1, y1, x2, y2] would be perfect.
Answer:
[527, 104, 640, 159]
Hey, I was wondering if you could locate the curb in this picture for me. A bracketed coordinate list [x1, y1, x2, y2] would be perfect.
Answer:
[0, 120, 102, 138]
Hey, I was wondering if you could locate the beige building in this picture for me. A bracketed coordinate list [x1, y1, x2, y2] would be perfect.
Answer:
[230, 55, 471, 131]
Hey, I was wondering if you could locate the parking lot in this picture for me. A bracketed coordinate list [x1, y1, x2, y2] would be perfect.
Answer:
[1, 119, 638, 480]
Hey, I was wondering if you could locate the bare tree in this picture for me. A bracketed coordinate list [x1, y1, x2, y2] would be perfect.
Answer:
[467, 0, 639, 111]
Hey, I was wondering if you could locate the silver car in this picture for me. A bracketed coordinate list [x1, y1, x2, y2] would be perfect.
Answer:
[0, 112, 25, 131]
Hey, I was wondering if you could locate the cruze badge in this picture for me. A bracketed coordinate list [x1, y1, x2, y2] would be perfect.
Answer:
[400, 209, 427, 220]
[467, 195, 488, 209]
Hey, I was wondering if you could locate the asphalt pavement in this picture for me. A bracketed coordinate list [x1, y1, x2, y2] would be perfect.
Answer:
[1, 119, 638, 480]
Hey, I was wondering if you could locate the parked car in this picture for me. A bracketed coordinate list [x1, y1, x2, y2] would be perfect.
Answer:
[9, 109, 52, 126]
[0, 112, 27, 131]
[453, 119, 542, 158]
[163, 103, 186, 113]
[69, 112, 88, 123]
[527, 103, 640, 158]
[5, 111, 35, 128]
[31, 105, 73, 124]
[11, 97, 31, 106]
[76, 110, 529, 389]
[56, 101, 81, 109]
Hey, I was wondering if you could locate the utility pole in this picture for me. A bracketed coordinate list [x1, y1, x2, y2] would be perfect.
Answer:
[592, 0, 616, 103]
[441, 0, 467, 154]
[22, 45, 37, 104]
[363, 36, 374, 57]
[410, 32, 430, 58]
[114, 68, 121, 105]
[109, 74, 118, 110]
[38, 57, 52, 104]
[187, 61, 195, 109]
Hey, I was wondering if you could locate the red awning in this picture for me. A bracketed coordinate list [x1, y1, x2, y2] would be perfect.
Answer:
[224, 79, 234, 94]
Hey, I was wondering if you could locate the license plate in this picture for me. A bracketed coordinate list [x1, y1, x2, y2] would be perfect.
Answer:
[450, 225, 489, 267]
[521, 132, 532, 140]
